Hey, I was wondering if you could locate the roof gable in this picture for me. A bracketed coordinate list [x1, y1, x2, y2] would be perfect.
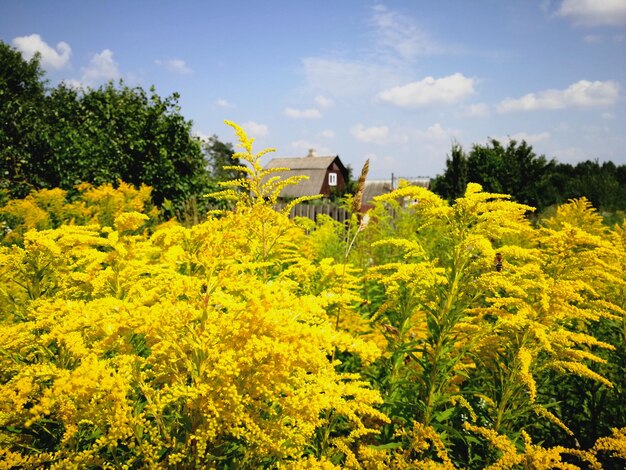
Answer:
[264, 156, 339, 171]
[262, 154, 348, 198]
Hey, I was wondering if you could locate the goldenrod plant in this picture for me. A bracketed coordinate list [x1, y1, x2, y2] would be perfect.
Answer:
[1, 122, 625, 468]
[0, 123, 386, 469]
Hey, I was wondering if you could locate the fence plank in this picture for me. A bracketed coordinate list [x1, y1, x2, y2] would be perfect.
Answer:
[276, 202, 348, 223]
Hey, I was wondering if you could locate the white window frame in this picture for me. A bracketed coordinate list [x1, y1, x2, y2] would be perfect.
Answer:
[328, 172, 338, 186]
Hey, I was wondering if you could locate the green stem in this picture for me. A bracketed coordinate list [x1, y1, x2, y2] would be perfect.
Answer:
[331, 223, 361, 362]
[422, 247, 465, 425]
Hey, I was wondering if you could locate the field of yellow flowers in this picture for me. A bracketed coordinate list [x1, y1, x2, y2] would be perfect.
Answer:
[1, 122, 625, 469]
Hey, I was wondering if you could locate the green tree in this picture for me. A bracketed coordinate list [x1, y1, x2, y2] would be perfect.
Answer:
[564, 160, 623, 212]
[203, 135, 245, 183]
[1, 41, 213, 211]
[0, 42, 48, 196]
[432, 139, 557, 210]
[430, 142, 468, 200]
[44, 82, 209, 208]
[468, 139, 556, 208]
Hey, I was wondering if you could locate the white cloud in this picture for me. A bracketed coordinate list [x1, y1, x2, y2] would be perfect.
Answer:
[370, 5, 443, 61]
[377, 73, 475, 108]
[541, 0, 554, 14]
[300, 5, 451, 99]
[550, 145, 587, 163]
[289, 140, 331, 155]
[602, 112, 615, 119]
[414, 123, 454, 141]
[351, 124, 390, 144]
[60, 78, 83, 90]
[557, 0, 626, 26]
[360, 153, 398, 178]
[351, 123, 457, 147]
[154, 58, 192, 74]
[215, 98, 235, 108]
[302, 57, 398, 97]
[12, 34, 71, 70]
[583, 34, 604, 44]
[241, 121, 269, 137]
[460, 103, 490, 118]
[193, 130, 211, 142]
[319, 129, 335, 139]
[314, 95, 334, 109]
[79, 49, 120, 86]
[497, 80, 619, 112]
[284, 107, 322, 119]
[496, 132, 551, 144]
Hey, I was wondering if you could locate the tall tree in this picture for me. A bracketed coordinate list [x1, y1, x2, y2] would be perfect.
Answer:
[0, 42, 48, 196]
[432, 139, 557, 210]
[565, 160, 622, 212]
[430, 142, 468, 200]
[44, 82, 210, 207]
[1, 41, 214, 210]
[203, 135, 245, 183]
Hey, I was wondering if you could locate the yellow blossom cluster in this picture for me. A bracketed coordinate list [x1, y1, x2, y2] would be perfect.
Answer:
[1, 122, 626, 468]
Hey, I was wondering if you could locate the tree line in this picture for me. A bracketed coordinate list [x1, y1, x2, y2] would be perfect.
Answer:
[430, 138, 626, 217]
[0, 41, 243, 217]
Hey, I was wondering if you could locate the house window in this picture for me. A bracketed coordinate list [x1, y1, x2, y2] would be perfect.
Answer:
[328, 172, 337, 186]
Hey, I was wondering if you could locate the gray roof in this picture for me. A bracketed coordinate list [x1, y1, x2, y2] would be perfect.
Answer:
[361, 179, 429, 205]
[262, 156, 340, 198]
[264, 156, 338, 171]
[363, 180, 393, 203]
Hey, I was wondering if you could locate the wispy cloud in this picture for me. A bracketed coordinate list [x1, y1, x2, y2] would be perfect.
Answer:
[459, 103, 491, 118]
[81, 49, 120, 85]
[494, 132, 551, 144]
[369, 4, 444, 61]
[215, 98, 235, 108]
[64, 49, 121, 88]
[351, 124, 390, 144]
[289, 140, 332, 155]
[302, 57, 397, 97]
[583, 34, 604, 44]
[193, 130, 211, 142]
[300, 4, 452, 99]
[314, 95, 334, 109]
[241, 121, 269, 137]
[497, 79, 619, 112]
[377, 73, 475, 108]
[351, 122, 458, 146]
[413, 123, 457, 141]
[284, 107, 322, 119]
[154, 58, 192, 74]
[12, 34, 71, 70]
[557, 0, 626, 26]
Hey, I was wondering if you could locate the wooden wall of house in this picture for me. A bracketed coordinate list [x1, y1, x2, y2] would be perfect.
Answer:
[320, 161, 347, 196]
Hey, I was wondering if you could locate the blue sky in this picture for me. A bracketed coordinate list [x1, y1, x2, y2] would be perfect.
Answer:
[2, 0, 625, 179]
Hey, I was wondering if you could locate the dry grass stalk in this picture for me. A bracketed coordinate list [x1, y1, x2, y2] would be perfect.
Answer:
[351, 159, 370, 217]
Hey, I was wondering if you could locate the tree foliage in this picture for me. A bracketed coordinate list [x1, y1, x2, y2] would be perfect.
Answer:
[0, 41, 214, 211]
[432, 139, 626, 217]
[44, 83, 210, 207]
[203, 135, 245, 183]
[0, 42, 48, 196]
[431, 139, 557, 210]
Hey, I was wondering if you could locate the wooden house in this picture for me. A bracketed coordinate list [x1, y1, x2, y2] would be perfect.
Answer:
[263, 149, 349, 199]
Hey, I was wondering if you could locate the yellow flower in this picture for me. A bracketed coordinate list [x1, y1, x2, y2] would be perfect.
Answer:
[114, 211, 149, 232]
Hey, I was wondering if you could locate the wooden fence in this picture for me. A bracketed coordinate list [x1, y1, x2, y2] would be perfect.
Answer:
[275, 203, 349, 223]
